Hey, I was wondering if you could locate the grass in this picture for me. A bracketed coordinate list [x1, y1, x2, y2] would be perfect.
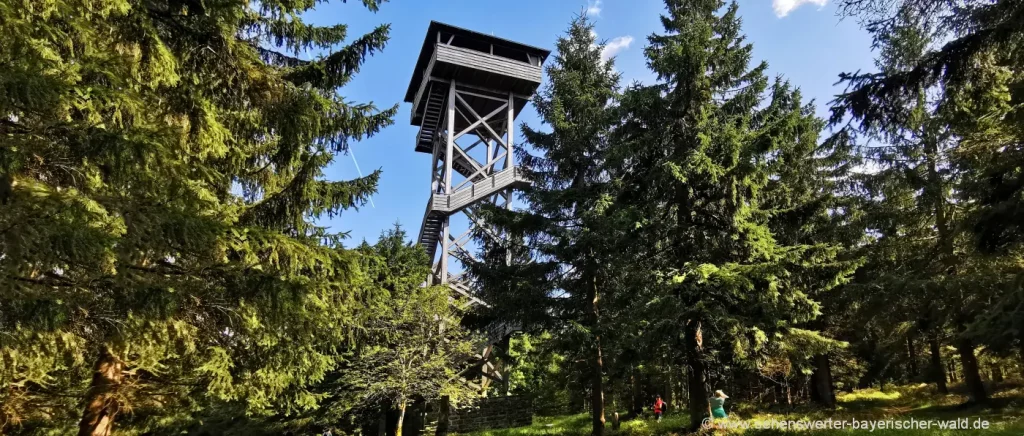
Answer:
[456, 382, 1024, 435]
[455, 412, 689, 436]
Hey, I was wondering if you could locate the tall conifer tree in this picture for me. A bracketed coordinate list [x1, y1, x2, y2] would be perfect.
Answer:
[470, 14, 621, 436]
[832, 0, 1024, 403]
[614, 0, 853, 428]
[0, 0, 394, 433]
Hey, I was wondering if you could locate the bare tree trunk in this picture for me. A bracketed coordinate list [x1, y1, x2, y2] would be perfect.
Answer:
[396, 398, 407, 436]
[78, 347, 123, 436]
[928, 334, 949, 394]
[685, 320, 708, 432]
[665, 369, 674, 411]
[586, 269, 605, 436]
[590, 340, 605, 436]
[810, 354, 835, 408]
[992, 364, 1003, 383]
[630, 370, 642, 416]
[907, 335, 919, 378]
[956, 335, 988, 403]
[1019, 344, 1024, 380]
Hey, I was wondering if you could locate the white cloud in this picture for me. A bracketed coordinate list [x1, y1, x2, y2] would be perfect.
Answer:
[586, 0, 602, 16]
[601, 35, 634, 61]
[772, 0, 827, 17]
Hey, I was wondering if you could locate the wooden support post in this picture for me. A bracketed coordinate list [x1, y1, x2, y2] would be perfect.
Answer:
[445, 82, 456, 192]
[504, 93, 515, 266]
[431, 135, 441, 193]
[506, 93, 514, 172]
[486, 139, 493, 176]
[441, 81, 456, 284]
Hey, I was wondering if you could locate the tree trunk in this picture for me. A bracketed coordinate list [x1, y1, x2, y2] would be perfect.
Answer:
[1019, 344, 1024, 380]
[78, 347, 123, 436]
[590, 341, 605, 436]
[684, 320, 708, 432]
[586, 268, 605, 436]
[907, 335, 919, 378]
[992, 364, 1004, 383]
[500, 336, 513, 396]
[396, 399, 407, 436]
[928, 334, 949, 394]
[955, 335, 988, 403]
[434, 397, 450, 436]
[810, 353, 836, 408]
[665, 369, 674, 411]
[630, 370, 642, 416]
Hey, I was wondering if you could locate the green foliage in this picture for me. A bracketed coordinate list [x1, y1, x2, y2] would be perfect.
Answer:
[341, 226, 476, 412]
[468, 13, 624, 434]
[471, 13, 622, 330]
[831, 0, 1024, 396]
[0, 0, 396, 432]
[610, 1, 859, 415]
[505, 333, 574, 416]
[3, 0, 1024, 432]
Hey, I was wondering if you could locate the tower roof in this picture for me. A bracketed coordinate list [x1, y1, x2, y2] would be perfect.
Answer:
[404, 21, 551, 103]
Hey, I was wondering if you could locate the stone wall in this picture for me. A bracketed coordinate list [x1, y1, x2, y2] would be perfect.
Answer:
[449, 395, 532, 433]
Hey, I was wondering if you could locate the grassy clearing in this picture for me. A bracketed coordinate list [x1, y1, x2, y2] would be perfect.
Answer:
[454, 412, 689, 436]
[456, 382, 1024, 435]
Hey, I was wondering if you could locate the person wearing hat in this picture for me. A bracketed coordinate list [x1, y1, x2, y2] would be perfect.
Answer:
[708, 389, 729, 419]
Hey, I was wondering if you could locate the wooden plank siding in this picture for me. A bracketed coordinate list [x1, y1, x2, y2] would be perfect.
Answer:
[430, 168, 528, 214]
[410, 44, 542, 126]
[435, 45, 542, 84]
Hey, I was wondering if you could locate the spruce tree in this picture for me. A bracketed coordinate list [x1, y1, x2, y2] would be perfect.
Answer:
[759, 81, 864, 408]
[0, 0, 394, 433]
[831, 0, 1024, 403]
[615, 0, 852, 428]
[469, 14, 621, 436]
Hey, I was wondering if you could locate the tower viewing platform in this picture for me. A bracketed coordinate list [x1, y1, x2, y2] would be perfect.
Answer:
[405, 22, 549, 153]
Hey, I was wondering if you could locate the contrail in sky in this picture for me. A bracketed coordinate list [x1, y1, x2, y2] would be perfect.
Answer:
[348, 149, 376, 208]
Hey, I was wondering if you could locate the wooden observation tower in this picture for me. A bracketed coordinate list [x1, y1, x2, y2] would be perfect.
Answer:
[405, 22, 549, 308]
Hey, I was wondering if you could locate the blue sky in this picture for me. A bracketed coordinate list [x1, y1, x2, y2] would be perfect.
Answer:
[311, 0, 878, 246]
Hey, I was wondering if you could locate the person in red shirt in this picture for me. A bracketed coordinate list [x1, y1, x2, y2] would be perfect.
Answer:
[652, 395, 668, 422]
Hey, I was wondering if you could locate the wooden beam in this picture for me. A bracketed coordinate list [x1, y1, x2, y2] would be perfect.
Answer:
[454, 152, 507, 191]
[506, 92, 514, 172]
[440, 81, 456, 283]
[456, 93, 507, 148]
[453, 101, 508, 141]
[430, 77, 532, 101]
[456, 88, 509, 103]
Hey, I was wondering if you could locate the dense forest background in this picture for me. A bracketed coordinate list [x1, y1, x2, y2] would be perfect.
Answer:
[1, 0, 1022, 435]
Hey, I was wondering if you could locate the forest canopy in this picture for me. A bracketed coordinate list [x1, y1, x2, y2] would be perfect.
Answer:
[1, 0, 1023, 435]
